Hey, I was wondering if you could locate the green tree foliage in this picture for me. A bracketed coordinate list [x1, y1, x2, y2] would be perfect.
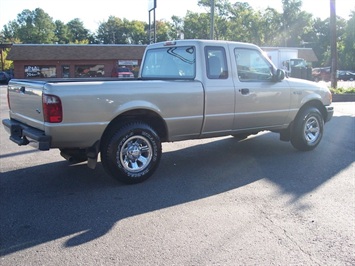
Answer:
[183, 11, 210, 39]
[171, 16, 184, 40]
[1, 9, 92, 44]
[2, 21, 20, 43]
[96, 16, 123, 44]
[126, 20, 149, 44]
[281, 0, 303, 46]
[156, 20, 179, 42]
[0, 2, 354, 70]
[260, 8, 283, 46]
[66, 18, 91, 43]
[96, 16, 148, 44]
[227, 2, 263, 43]
[54, 20, 70, 44]
[305, 16, 347, 68]
[304, 18, 331, 67]
[2, 8, 56, 43]
[0, 49, 13, 71]
[340, 11, 355, 70]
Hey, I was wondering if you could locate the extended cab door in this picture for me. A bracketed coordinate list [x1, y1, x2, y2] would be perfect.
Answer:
[200, 45, 236, 136]
[231, 46, 291, 130]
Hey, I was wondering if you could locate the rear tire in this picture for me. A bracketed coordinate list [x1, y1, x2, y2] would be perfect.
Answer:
[100, 122, 162, 184]
[291, 107, 324, 151]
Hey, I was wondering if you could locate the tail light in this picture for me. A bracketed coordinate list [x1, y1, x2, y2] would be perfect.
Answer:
[42, 94, 62, 123]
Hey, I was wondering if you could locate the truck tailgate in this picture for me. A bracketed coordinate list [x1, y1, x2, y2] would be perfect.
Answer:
[7, 80, 46, 130]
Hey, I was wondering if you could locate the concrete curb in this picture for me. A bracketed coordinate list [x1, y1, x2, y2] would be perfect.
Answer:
[332, 93, 355, 102]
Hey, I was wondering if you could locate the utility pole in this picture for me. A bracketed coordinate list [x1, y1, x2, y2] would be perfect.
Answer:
[148, 0, 157, 43]
[210, 0, 215, 40]
[330, 0, 337, 89]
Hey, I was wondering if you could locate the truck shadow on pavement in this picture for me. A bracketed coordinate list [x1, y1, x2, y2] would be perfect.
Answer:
[0, 115, 353, 255]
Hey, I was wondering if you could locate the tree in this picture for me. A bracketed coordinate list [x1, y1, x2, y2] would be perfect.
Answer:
[303, 18, 330, 67]
[96, 16, 133, 44]
[2, 20, 20, 43]
[66, 18, 90, 43]
[2, 8, 57, 44]
[96, 16, 142, 44]
[171, 16, 184, 40]
[196, 0, 235, 40]
[183, 12, 210, 40]
[281, 0, 302, 46]
[156, 20, 177, 42]
[280, 0, 313, 47]
[125, 20, 149, 44]
[260, 8, 283, 46]
[308, 16, 347, 68]
[227, 2, 263, 43]
[340, 10, 355, 70]
[0, 3, 353, 70]
[0, 49, 13, 71]
[54, 20, 70, 44]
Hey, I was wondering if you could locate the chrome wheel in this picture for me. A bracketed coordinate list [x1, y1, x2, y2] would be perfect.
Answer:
[291, 107, 324, 151]
[101, 122, 162, 184]
[304, 116, 320, 145]
[118, 135, 153, 173]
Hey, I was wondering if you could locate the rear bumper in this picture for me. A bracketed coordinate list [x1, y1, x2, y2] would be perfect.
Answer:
[325, 105, 334, 123]
[2, 119, 51, 150]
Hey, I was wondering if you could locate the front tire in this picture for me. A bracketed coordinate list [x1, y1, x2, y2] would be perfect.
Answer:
[101, 122, 162, 184]
[291, 107, 324, 151]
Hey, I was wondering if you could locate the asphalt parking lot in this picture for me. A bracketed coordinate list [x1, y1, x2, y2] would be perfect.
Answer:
[0, 85, 354, 265]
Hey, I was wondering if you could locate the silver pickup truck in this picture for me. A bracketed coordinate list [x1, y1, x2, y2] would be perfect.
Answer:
[2, 39, 333, 184]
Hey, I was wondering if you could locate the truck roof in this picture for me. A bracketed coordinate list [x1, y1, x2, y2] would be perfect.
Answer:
[147, 39, 260, 50]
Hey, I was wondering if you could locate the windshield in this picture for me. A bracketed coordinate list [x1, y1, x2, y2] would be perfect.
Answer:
[141, 46, 195, 79]
[290, 59, 306, 67]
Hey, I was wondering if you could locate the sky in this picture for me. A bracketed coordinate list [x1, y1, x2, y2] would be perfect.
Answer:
[0, 0, 354, 33]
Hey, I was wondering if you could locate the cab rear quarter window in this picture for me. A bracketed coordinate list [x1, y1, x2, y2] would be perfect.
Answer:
[205, 46, 228, 79]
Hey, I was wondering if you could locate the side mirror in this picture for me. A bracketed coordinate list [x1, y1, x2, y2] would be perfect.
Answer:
[273, 69, 285, 82]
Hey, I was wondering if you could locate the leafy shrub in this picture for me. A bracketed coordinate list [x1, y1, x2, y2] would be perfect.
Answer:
[330, 87, 355, 94]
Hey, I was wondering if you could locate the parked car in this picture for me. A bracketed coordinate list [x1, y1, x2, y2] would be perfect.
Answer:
[338, 70, 355, 81]
[111, 66, 134, 79]
[312, 67, 331, 82]
[0, 71, 11, 84]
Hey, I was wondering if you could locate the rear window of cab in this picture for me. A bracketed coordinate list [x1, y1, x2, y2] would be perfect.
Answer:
[141, 46, 196, 79]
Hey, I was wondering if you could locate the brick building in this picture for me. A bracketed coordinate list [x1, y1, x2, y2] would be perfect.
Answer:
[7, 44, 147, 79]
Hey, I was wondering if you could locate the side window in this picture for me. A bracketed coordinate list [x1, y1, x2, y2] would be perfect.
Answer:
[141, 46, 195, 79]
[234, 49, 273, 82]
[205, 46, 228, 79]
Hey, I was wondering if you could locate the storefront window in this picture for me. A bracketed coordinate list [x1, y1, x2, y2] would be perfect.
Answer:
[74, 65, 104, 77]
[62, 65, 70, 78]
[24, 65, 56, 78]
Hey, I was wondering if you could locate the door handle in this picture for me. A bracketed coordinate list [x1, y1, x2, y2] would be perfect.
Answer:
[239, 88, 250, 95]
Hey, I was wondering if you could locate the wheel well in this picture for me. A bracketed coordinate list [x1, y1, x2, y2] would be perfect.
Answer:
[297, 100, 327, 122]
[278, 100, 326, 142]
[102, 109, 168, 142]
